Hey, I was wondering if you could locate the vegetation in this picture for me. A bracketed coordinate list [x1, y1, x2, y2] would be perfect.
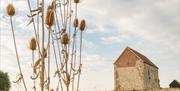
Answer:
[0, 70, 11, 91]
[5, 0, 86, 91]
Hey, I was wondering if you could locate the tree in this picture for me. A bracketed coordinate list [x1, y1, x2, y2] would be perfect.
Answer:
[0, 70, 11, 91]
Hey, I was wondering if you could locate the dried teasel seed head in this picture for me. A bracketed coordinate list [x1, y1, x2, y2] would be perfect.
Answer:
[46, 8, 54, 27]
[73, 18, 79, 28]
[47, 5, 53, 10]
[50, 89, 54, 91]
[61, 33, 69, 45]
[6, 4, 15, 16]
[74, 0, 80, 3]
[51, 1, 56, 10]
[79, 19, 86, 31]
[29, 38, 36, 50]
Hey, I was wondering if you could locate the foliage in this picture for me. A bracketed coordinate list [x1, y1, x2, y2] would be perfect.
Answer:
[0, 70, 11, 91]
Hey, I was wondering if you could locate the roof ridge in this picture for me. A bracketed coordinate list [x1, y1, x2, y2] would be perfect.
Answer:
[127, 47, 158, 68]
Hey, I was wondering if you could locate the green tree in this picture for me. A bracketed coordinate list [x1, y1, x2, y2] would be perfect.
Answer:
[0, 70, 11, 91]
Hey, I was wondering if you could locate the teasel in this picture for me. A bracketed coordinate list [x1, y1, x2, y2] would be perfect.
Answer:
[51, 0, 56, 10]
[29, 37, 37, 91]
[46, 8, 55, 28]
[74, 0, 80, 3]
[79, 19, 86, 31]
[6, 4, 15, 16]
[61, 32, 69, 45]
[50, 89, 54, 91]
[6, 3, 27, 91]
[73, 18, 79, 28]
[76, 20, 86, 91]
[29, 38, 37, 50]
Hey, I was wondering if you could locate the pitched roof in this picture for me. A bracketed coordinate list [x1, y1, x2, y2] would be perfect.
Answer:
[114, 47, 158, 68]
[169, 80, 180, 88]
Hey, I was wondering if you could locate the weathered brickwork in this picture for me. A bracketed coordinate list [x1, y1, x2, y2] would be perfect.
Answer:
[114, 47, 160, 91]
[144, 64, 160, 89]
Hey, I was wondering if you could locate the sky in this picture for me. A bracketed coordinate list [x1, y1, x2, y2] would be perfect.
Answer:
[0, 0, 180, 91]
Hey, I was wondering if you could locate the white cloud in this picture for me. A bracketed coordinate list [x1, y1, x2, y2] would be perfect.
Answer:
[101, 35, 130, 44]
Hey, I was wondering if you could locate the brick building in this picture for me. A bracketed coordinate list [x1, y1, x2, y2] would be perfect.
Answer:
[114, 47, 160, 91]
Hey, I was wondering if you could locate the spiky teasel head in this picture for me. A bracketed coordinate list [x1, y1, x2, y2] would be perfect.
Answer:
[74, 0, 80, 3]
[6, 4, 15, 16]
[61, 32, 69, 45]
[73, 18, 79, 28]
[51, 0, 56, 10]
[46, 7, 54, 27]
[79, 19, 86, 31]
[29, 38, 36, 50]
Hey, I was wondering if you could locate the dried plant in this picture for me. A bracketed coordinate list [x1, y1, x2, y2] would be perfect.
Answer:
[80, 19, 86, 31]
[46, 8, 55, 27]
[61, 32, 69, 45]
[74, 0, 80, 3]
[29, 37, 37, 50]
[73, 18, 79, 28]
[6, 0, 87, 91]
[6, 4, 15, 16]
[6, 3, 27, 91]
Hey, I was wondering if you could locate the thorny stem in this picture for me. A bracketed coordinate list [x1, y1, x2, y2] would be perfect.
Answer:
[10, 16, 27, 91]
[51, 32, 64, 91]
[27, 0, 42, 57]
[32, 50, 36, 91]
[58, 0, 64, 26]
[71, 3, 78, 91]
[37, 0, 40, 58]
[47, 29, 51, 91]
[77, 31, 83, 91]
[40, 0, 45, 90]
[63, 0, 66, 28]
[64, 45, 69, 91]
[68, 0, 72, 62]
[54, 10, 63, 68]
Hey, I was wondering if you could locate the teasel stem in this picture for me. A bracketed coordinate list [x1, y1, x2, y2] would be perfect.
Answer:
[58, 0, 64, 26]
[40, 0, 45, 90]
[67, 0, 72, 64]
[51, 32, 64, 91]
[56, 79, 64, 91]
[54, 11, 63, 66]
[10, 16, 27, 91]
[27, 0, 42, 57]
[64, 0, 69, 29]
[63, 0, 66, 28]
[52, 22, 66, 82]
[71, 2, 78, 91]
[53, 20, 66, 79]
[37, 0, 40, 58]
[77, 31, 83, 91]
[47, 28, 51, 91]
[32, 50, 36, 91]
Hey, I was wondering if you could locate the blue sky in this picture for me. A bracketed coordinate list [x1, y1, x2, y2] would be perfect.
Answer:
[0, 0, 180, 91]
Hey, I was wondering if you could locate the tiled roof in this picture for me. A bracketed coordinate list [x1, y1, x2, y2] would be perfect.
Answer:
[114, 47, 158, 68]
[128, 47, 158, 68]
